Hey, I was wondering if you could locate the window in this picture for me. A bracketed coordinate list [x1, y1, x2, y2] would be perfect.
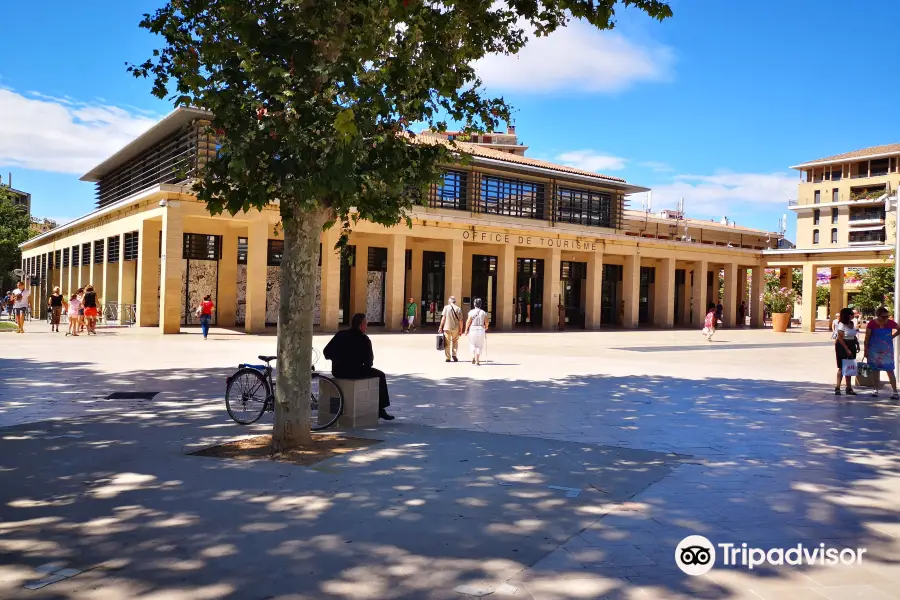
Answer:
[831, 166, 842, 181]
[832, 189, 839, 203]
[849, 229, 886, 244]
[71, 245, 79, 266]
[54, 250, 61, 269]
[813, 230, 820, 244]
[81, 242, 91, 266]
[831, 208, 838, 224]
[831, 228, 838, 244]
[555, 187, 613, 228]
[428, 170, 468, 210]
[367, 247, 387, 271]
[48, 251, 54, 270]
[814, 190, 821, 204]
[267, 239, 284, 266]
[183, 233, 222, 260]
[63, 248, 70, 267]
[813, 209, 820, 225]
[871, 158, 889, 177]
[237, 237, 248, 265]
[478, 175, 545, 220]
[93, 239, 105, 264]
[107, 236, 120, 263]
[123, 231, 139, 261]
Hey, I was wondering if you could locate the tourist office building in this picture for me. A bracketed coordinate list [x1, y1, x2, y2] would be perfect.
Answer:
[20, 108, 780, 334]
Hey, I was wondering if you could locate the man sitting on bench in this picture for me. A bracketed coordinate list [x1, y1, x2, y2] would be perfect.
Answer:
[323, 313, 395, 420]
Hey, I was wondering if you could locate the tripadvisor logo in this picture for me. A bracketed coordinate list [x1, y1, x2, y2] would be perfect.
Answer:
[675, 535, 867, 575]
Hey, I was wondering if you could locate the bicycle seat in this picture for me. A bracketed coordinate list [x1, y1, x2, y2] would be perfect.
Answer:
[258, 355, 277, 362]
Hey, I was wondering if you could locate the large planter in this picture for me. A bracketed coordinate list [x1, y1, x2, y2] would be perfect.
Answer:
[772, 312, 790, 333]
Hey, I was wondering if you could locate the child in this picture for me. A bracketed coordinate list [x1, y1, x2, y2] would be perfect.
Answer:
[702, 305, 717, 342]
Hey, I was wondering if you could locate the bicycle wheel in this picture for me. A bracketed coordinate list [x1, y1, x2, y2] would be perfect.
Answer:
[310, 373, 344, 431]
[225, 368, 270, 425]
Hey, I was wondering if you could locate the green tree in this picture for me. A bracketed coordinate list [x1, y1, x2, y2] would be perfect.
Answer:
[816, 285, 829, 307]
[130, 0, 672, 450]
[854, 266, 894, 316]
[0, 186, 33, 291]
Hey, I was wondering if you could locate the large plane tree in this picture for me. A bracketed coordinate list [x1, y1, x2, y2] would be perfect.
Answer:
[131, 0, 672, 450]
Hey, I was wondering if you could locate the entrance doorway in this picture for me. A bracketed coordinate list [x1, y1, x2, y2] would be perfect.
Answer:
[421, 251, 446, 327]
[339, 246, 354, 326]
[560, 261, 586, 329]
[639, 266, 654, 325]
[601, 264, 622, 325]
[516, 258, 544, 327]
[471, 255, 498, 325]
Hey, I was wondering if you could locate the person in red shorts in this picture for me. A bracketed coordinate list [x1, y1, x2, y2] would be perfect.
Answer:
[82, 285, 99, 335]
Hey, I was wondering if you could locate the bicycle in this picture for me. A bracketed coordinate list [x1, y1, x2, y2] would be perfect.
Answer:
[224, 349, 345, 430]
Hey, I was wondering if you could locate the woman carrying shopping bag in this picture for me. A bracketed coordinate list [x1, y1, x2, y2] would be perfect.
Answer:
[834, 307, 858, 396]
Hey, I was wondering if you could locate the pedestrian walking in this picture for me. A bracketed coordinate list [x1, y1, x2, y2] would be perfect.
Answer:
[11, 281, 30, 334]
[196, 294, 215, 339]
[76, 288, 86, 333]
[48, 286, 64, 332]
[702, 303, 716, 342]
[404, 297, 417, 333]
[864, 306, 900, 400]
[66, 292, 81, 336]
[834, 308, 858, 396]
[831, 312, 840, 340]
[715, 301, 723, 326]
[464, 298, 489, 366]
[738, 300, 746, 326]
[438, 296, 462, 363]
[83, 285, 99, 335]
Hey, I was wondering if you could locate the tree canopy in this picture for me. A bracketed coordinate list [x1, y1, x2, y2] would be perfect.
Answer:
[0, 186, 33, 291]
[853, 266, 894, 316]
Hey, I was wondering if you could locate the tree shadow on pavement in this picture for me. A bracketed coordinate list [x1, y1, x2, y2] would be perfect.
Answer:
[0, 358, 899, 599]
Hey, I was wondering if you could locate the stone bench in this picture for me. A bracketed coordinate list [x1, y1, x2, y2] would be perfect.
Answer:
[325, 376, 380, 428]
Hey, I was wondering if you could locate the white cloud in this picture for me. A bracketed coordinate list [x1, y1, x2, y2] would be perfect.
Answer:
[475, 19, 673, 93]
[557, 150, 627, 172]
[634, 172, 797, 219]
[0, 88, 159, 175]
[640, 160, 675, 173]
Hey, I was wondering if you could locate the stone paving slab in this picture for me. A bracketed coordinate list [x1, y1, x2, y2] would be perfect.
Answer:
[0, 411, 679, 599]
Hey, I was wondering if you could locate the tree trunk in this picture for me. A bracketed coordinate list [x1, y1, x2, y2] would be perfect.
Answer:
[272, 206, 329, 451]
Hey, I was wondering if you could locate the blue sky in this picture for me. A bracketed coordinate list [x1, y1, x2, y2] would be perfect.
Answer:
[3, 1, 900, 241]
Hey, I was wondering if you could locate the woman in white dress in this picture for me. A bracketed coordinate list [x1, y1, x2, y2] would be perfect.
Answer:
[465, 298, 489, 366]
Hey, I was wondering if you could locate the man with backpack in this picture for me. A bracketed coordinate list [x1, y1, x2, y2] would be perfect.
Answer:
[438, 296, 463, 363]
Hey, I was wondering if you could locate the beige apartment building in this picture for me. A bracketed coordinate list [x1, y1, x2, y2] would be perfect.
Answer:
[19, 107, 781, 335]
[763, 143, 898, 330]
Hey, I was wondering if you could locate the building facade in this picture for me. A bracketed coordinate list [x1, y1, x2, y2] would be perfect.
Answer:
[763, 144, 898, 330]
[20, 108, 778, 334]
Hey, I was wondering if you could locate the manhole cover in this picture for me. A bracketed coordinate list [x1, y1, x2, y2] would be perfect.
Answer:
[105, 392, 159, 400]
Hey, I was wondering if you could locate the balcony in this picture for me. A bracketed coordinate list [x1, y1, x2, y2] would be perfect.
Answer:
[848, 228, 886, 245]
[849, 211, 886, 227]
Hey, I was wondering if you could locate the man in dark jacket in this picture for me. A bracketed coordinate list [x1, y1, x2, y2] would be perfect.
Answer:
[323, 313, 394, 420]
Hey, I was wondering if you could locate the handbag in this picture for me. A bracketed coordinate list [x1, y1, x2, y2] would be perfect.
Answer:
[436, 334, 445, 351]
[841, 359, 858, 377]
[856, 361, 878, 388]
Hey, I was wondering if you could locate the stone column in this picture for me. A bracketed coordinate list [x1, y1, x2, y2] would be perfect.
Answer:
[384, 235, 407, 330]
[623, 254, 641, 328]
[352, 241, 369, 317]
[217, 231, 238, 327]
[159, 209, 184, 334]
[722, 263, 738, 328]
[654, 257, 675, 328]
[737, 267, 748, 325]
[100, 239, 109, 309]
[830, 266, 844, 318]
[543, 246, 562, 330]
[779, 268, 791, 290]
[801, 262, 817, 332]
[750, 266, 765, 328]
[692, 259, 709, 326]
[245, 218, 268, 333]
[496, 244, 516, 331]
[585, 249, 604, 329]
[445, 239, 464, 306]
[136, 222, 160, 327]
[319, 227, 342, 332]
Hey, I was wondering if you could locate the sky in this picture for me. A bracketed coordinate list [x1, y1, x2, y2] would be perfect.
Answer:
[3, 1, 900, 242]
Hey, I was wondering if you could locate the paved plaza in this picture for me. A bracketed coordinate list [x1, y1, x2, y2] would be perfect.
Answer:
[1, 323, 900, 599]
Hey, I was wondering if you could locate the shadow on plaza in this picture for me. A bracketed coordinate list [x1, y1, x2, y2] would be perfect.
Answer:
[1, 358, 900, 599]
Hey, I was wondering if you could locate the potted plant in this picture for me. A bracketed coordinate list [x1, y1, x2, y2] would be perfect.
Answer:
[762, 287, 797, 332]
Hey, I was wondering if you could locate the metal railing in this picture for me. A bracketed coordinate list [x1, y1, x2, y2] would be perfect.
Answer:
[103, 302, 137, 326]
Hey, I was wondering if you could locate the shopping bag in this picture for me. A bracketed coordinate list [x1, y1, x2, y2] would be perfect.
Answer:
[436, 334, 445, 351]
[856, 361, 878, 388]
[841, 359, 858, 377]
